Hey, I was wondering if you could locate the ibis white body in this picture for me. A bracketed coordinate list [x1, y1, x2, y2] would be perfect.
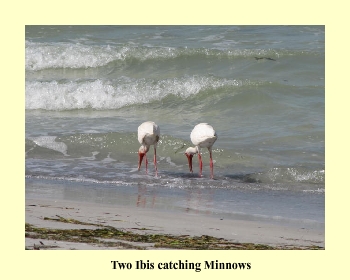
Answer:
[137, 121, 160, 176]
[185, 123, 217, 179]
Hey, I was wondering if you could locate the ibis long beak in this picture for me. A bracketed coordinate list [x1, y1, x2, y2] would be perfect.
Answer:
[185, 153, 193, 173]
[138, 152, 145, 170]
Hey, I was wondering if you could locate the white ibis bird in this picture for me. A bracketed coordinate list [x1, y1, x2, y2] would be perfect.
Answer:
[185, 123, 217, 179]
[137, 121, 160, 176]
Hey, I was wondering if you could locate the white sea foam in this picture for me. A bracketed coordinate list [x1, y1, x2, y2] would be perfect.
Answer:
[25, 76, 245, 110]
[30, 136, 68, 156]
[265, 167, 325, 184]
[25, 41, 119, 70]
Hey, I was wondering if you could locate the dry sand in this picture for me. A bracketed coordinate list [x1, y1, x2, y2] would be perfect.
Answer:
[25, 197, 324, 250]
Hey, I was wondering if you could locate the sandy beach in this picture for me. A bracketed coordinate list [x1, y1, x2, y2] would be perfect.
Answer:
[25, 196, 324, 250]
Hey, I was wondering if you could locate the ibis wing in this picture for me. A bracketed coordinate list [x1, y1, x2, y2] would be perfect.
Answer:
[190, 123, 217, 147]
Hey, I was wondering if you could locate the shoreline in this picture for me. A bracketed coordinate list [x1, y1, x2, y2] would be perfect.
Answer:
[25, 197, 324, 250]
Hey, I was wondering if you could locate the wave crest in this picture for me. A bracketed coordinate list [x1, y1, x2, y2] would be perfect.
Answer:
[25, 41, 312, 71]
[25, 76, 253, 110]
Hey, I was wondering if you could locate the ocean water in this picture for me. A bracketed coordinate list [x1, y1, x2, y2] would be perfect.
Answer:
[25, 26, 325, 229]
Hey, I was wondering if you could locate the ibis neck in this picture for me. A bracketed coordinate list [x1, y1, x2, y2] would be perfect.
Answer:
[139, 145, 150, 154]
[185, 146, 198, 155]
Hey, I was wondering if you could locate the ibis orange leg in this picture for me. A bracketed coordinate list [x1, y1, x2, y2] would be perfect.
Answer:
[198, 153, 203, 177]
[154, 147, 158, 176]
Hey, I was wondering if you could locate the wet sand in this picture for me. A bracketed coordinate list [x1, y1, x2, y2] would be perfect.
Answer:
[25, 197, 324, 250]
